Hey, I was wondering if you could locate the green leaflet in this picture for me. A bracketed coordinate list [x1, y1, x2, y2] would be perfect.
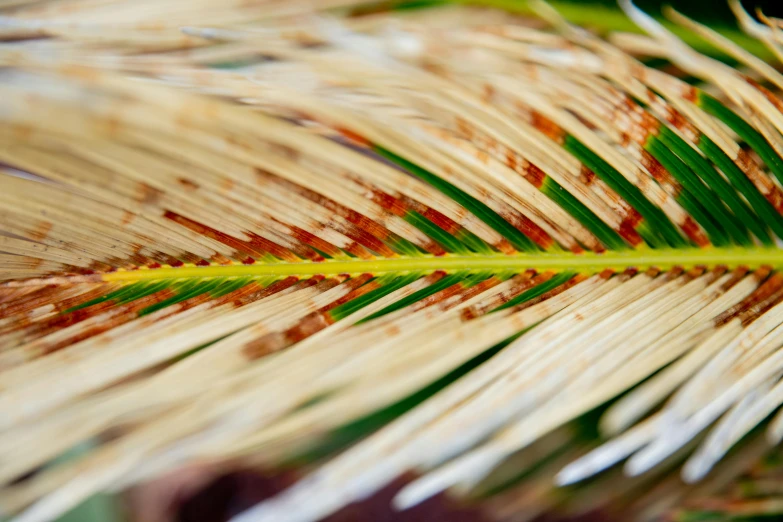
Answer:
[541, 178, 630, 251]
[697, 137, 783, 240]
[372, 145, 543, 252]
[644, 136, 734, 246]
[698, 93, 783, 187]
[656, 127, 765, 246]
[564, 136, 686, 248]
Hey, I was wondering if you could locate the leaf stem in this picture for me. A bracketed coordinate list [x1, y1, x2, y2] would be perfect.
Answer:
[102, 247, 783, 282]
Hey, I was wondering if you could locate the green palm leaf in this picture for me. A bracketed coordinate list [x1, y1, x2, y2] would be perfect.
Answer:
[2, 1, 783, 521]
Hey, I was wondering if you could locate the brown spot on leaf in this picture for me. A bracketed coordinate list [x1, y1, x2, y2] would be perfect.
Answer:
[715, 271, 782, 326]
[164, 211, 298, 262]
[683, 86, 698, 103]
[29, 221, 52, 242]
[640, 150, 680, 194]
[680, 216, 709, 247]
[579, 165, 596, 186]
[525, 163, 546, 187]
[178, 178, 199, 191]
[530, 111, 566, 144]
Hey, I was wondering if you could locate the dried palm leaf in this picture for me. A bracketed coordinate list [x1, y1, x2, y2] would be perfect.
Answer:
[1, 1, 783, 522]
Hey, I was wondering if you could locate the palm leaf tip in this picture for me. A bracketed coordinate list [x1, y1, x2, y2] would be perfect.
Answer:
[3, 0, 783, 521]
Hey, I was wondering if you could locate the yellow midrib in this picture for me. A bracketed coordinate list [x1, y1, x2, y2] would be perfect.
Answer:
[101, 247, 783, 282]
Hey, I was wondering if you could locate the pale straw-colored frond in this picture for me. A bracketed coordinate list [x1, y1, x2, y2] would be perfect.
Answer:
[2, 1, 783, 522]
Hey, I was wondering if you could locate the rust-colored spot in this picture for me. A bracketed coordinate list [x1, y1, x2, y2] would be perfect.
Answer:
[483, 83, 495, 103]
[413, 281, 467, 312]
[494, 238, 516, 255]
[120, 211, 135, 226]
[201, 280, 258, 308]
[220, 177, 235, 193]
[638, 110, 661, 137]
[475, 271, 539, 316]
[683, 86, 698, 103]
[502, 209, 554, 250]
[45, 300, 118, 330]
[334, 221, 395, 257]
[456, 117, 474, 140]
[286, 312, 334, 343]
[29, 221, 52, 242]
[525, 163, 546, 188]
[640, 150, 680, 194]
[530, 111, 566, 144]
[243, 312, 335, 360]
[622, 267, 640, 278]
[507, 273, 587, 314]
[450, 276, 502, 310]
[232, 277, 299, 307]
[735, 151, 783, 212]
[424, 240, 448, 257]
[735, 148, 753, 174]
[455, 277, 511, 319]
[287, 226, 343, 259]
[367, 188, 408, 217]
[746, 78, 783, 114]
[48, 286, 114, 314]
[0, 285, 64, 317]
[138, 183, 163, 206]
[383, 324, 402, 336]
[320, 273, 376, 312]
[260, 171, 395, 253]
[421, 61, 446, 77]
[625, 205, 645, 227]
[104, 117, 121, 137]
[680, 216, 710, 247]
[768, 186, 783, 215]
[342, 241, 373, 259]
[257, 232, 313, 262]
[505, 149, 517, 173]
[242, 332, 286, 360]
[740, 284, 783, 327]
[420, 208, 462, 235]
[617, 221, 643, 247]
[753, 266, 773, 282]
[718, 266, 749, 292]
[459, 307, 480, 322]
[36, 288, 178, 353]
[164, 210, 295, 261]
[174, 253, 199, 265]
[178, 178, 199, 191]
[664, 105, 694, 135]
[336, 126, 371, 147]
[579, 165, 596, 186]
[715, 271, 783, 326]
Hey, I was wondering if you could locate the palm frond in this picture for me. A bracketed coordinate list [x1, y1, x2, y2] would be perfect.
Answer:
[2, 1, 783, 521]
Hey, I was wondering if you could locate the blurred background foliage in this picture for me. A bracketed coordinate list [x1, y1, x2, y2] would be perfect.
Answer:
[573, 0, 782, 25]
